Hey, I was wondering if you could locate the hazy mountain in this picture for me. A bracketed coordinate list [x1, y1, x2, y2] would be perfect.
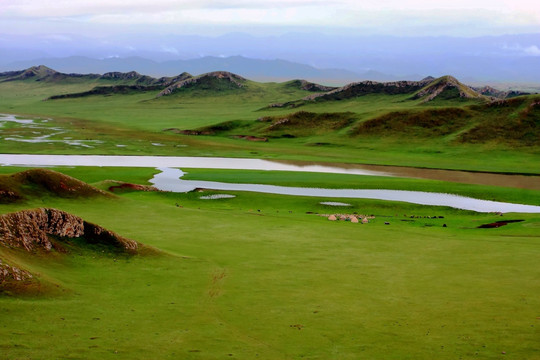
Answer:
[2, 56, 367, 85]
[1, 32, 539, 83]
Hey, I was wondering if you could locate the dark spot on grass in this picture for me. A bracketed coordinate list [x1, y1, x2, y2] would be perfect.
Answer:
[478, 220, 524, 228]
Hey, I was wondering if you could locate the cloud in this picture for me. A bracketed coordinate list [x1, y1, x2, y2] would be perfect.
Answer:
[502, 44, 540, 56]
[1, 0, 539, 37]
[1, 0, 329, 17]
[523, 45, 540, 56]
[161, 46, 179, 55]
[42, 34, 72, 42]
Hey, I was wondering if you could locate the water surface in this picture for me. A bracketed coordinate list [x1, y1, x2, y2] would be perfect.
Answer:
[2, 154, 539, 213]
[150, 168, 540, 213]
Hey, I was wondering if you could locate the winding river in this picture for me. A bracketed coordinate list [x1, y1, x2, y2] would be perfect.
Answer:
[1, 154, 540, 213]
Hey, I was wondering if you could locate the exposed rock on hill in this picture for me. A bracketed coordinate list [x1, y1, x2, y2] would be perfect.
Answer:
[0, 207, 145, 295]
[0, 168, 112, 202]
[0, 208, 138, 253]
[19, 65, 58, 79]
[413, 75, 484, 102]
[268, 76, 486, 108]
[156, 72, 193, 86]
[421, 76, 436, 82]
[474, 86, 529, 99]
[0, 67, 197, 99]
[303, 79, 433, 102]
[100, 71, 145, 81]
[286, 79, 336, 92]
[157, 71, 247, 97]
[48, 72, 195, 99]
[0, 65, 99, 83]
[0, 259, 33, 283]
[0, 258, 39, 296]
[99, 71, 192, 87]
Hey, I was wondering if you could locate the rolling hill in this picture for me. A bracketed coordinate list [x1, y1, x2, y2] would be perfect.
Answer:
[0, 65, 538, 171]
[0, 66, 502, 105]
[0, 168, 113, 203]
[0, 169, 157, 296]
[0, 207, 143, 296]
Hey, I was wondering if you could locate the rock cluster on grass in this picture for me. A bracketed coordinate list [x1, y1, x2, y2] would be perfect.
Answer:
[323, 214, 375, 223]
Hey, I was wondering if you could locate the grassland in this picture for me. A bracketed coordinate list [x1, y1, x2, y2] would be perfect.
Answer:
[1, 70, 540, 359]
[0, 166, 540, 359]
[0, 73, 538, 173]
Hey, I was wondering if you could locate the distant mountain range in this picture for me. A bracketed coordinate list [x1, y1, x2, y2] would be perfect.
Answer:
[0, 56, 417, 85]
[1, 33, 539, 84]
[1, 65, 528, 105]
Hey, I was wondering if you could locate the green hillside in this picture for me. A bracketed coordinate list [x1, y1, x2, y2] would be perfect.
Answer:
[1, 66, 540, 359]
[0, 67, 538, 173]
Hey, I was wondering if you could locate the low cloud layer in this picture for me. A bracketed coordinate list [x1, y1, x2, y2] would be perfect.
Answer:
[1, 0, 539, 36]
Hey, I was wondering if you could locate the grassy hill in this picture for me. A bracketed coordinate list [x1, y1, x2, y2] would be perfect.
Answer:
[0, 66, 538, 173]
[0, 168, 113, 203]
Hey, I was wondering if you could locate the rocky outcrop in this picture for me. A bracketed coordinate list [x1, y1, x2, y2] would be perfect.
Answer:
[413, 75, 484, 102]
[157, 71, 246, 97]
[287, 79, 336, 92]
[474, 86, 529, 100]
[0, 65, 100, 83]
[0, 259, 33, 283]
[303, 79, 433, 102]
[0, 65, 57, 82]
[156, 72, 193, 86]
[99, 71, 192, 87]
[0, 208, 138, 253]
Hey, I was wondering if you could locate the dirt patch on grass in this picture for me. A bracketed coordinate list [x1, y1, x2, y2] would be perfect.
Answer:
[478, 219, 524, 228]
[106, 181, 159, 193]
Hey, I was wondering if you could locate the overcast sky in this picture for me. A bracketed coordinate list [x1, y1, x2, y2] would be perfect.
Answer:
[1, 0, 539, 37]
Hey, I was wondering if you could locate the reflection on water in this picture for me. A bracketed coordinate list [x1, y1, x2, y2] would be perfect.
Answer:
[0, 154, 390, 176]
[272, 159, 540, 190]
[2, 154, 538, 190]
[150, 167, 540, 214]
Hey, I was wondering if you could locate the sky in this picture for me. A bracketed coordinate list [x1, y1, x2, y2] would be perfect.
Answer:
[1, 0, 540, 37]
[1, 0, 539, 83]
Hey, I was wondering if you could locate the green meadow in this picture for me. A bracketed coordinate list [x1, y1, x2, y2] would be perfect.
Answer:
[1, 165, 540, 360]
[0, 75, 538, 173]
[1, 71, 540, 359]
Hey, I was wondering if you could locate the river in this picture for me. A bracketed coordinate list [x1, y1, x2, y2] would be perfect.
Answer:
[1, 154, 539, 213]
